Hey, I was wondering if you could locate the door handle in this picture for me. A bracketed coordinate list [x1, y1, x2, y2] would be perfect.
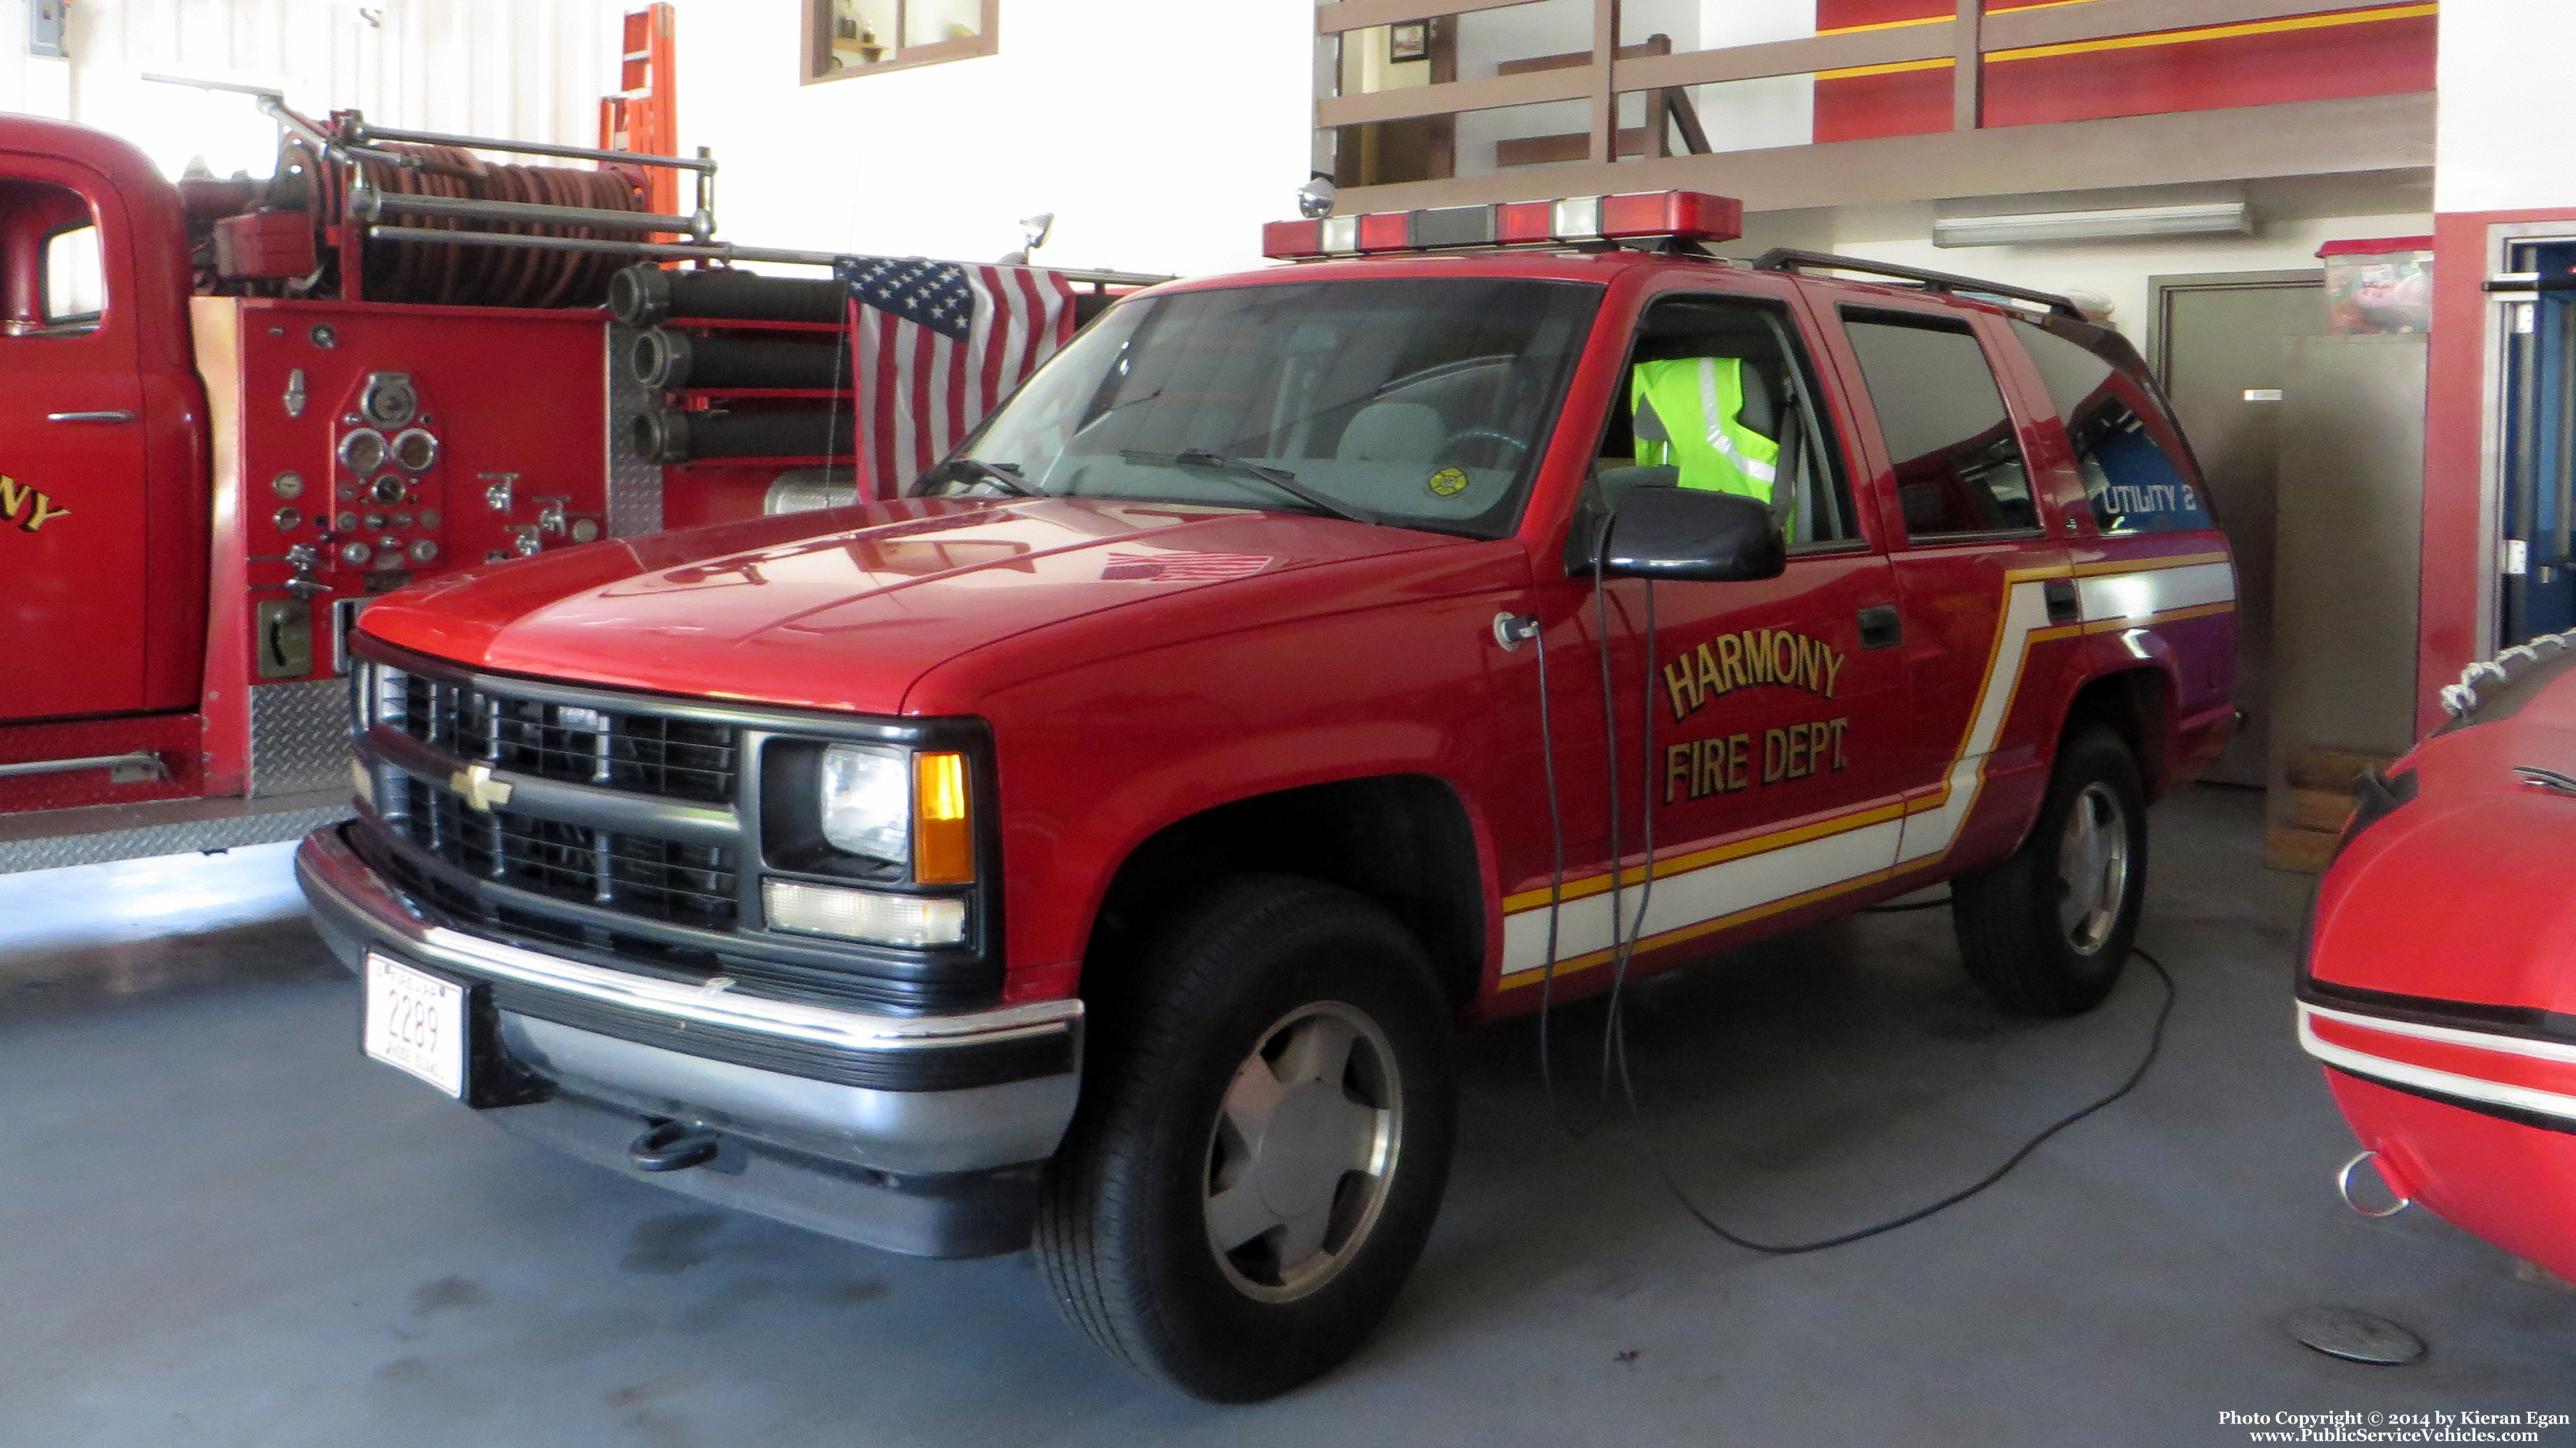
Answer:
[45, 410, 136, 424]
[1857, 604, 1903, 651]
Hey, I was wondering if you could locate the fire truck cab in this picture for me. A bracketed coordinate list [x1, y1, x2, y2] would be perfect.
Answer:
[2, 119, 212, 757]
[293, 191, 2239, 1400]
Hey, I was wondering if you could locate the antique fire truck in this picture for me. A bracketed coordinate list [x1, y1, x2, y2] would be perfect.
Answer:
[0, 99, 1143, 873]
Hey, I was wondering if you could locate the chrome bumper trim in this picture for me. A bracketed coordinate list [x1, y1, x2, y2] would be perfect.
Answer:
[295, 825, 1079, 1055]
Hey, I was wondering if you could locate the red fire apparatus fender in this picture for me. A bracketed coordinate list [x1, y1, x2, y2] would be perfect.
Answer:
[2299, 632, 2576, 1283]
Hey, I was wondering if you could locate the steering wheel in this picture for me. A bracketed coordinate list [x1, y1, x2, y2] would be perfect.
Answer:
[1435, 428, 1529, 469]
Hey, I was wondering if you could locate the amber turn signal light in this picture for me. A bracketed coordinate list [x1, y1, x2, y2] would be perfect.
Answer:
[912, 751, 975, 884]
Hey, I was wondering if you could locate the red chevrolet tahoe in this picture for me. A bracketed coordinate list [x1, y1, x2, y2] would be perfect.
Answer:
[295, 192, 2237, 1401]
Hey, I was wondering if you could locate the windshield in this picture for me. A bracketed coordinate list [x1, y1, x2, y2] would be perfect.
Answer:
[920, 277, 1601, 537]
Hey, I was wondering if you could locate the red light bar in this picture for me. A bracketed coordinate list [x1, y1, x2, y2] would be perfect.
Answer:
[1600, 190, 1743, 242]
[1356, 211, 1411, 251]
[1262, 190, 1742, 261]
[1494, 201, 1552, 245]
[1263, 219, 1323, 258]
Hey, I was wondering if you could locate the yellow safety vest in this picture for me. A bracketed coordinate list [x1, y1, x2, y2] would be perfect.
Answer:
[1633, 357, 1780, 501]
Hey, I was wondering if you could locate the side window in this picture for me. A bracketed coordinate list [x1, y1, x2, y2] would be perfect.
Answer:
[1594, 294, 1860, 547]
[1840, 310, 2037, 540]
[43, 224, 104, 330]
[2012, 318, 2212, 534]
[1, 182, 105, 339]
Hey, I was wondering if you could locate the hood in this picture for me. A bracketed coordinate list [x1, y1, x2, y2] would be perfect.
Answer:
[2308, 645, 2576, 1017]
[358, 497, 1474, 712]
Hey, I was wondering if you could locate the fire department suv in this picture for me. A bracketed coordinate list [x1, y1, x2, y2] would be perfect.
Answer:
[297, 191, 2238, 1401]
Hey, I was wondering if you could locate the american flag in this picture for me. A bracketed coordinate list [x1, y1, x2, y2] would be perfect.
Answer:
[1098, 550, 1275, 583]
[837, 254, 1078, 497]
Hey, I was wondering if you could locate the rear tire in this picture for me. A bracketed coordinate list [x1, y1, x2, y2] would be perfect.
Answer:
[1951, 723, 2148, 1016]
[1036, 875, 1458, 1402]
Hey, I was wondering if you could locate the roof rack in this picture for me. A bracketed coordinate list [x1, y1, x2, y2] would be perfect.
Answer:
[1751, 247, 2083, 319]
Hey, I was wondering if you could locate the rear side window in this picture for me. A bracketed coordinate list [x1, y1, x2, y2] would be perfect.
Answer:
[1840, 311, 2037, 540]
[2012, 318, 2211, 534]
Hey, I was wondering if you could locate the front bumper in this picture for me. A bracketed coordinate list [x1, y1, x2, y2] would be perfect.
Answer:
[296, 824, 1081, 1258]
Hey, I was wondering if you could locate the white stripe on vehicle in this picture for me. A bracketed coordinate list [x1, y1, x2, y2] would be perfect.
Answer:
[2298, 1004, 2576, 1127]
[1496, 557, 2224, 986]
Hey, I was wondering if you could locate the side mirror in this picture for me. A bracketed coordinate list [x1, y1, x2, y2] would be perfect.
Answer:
[1591, 485, 1785, 583]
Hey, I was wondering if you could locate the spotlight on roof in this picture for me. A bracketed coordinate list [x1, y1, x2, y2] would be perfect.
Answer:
[1297, 174, 1336, 221]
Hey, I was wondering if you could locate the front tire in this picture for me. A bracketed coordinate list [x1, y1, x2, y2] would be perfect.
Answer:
[1036, 875, 1458, 1402]
[1951, 723, 2148, 1016]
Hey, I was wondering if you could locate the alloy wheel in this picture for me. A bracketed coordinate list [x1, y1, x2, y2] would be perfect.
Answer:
[1201, 1001, 1403, 1303]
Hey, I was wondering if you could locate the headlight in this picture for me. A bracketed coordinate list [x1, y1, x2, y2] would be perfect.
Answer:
[820, 744, 911, 863]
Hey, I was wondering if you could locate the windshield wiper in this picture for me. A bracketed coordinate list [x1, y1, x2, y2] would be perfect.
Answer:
[935, 458, 1038, 497]
[1119, 448, 1381, 526]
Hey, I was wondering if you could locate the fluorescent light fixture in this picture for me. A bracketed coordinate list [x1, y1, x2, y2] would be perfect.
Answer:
[1931, 202, 2251, 248]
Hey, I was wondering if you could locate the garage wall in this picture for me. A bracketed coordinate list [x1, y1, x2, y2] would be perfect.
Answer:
[2434, 1, 2576, 213]
[0, 0, 619, 180]
[658, 0, 1311, 281]
[1738, 178, 2434, 348]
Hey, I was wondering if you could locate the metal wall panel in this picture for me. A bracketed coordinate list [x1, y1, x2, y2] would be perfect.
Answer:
[2269, 332, 2428, 778]
[1, 0, 619, 180]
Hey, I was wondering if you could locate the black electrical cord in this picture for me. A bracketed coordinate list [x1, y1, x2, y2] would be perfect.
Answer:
[1527, 592, 1582, 1137]
[1619, 937, 2177, 1255]
[1546, 564, 2180, 1256]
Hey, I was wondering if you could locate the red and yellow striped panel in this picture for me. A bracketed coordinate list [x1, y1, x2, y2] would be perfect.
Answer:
[1810, 2, 2435, 144]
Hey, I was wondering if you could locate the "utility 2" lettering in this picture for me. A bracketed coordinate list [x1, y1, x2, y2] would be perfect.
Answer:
[1663, 628, 1844, 723]
[0, 476, 71, 534]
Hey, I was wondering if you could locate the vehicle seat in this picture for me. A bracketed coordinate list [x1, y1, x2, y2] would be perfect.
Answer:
[1338, 402, 1444, 463]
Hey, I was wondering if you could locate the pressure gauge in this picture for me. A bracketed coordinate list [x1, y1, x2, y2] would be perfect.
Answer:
[391, 428, 440, 474]
[337, 539, 372, 567]
[362, 510, 387, 531]
[409, 539, 440, 564]
[272, 471, 304, 501]
[338, 429, 388, 476]
[371, 475, 406, 504]
[570, 518, 600, 544]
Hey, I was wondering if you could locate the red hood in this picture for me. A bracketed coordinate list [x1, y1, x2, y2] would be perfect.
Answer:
[2309, 649, 2576, 1017]
[357, 497, 1472, 712]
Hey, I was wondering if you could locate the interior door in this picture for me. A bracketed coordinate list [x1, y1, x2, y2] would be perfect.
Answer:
[0, 163, 153, 723]
[2154, 272, 2321, 784]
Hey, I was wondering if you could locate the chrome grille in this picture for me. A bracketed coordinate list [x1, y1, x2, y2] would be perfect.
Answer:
[390, 776, 738, 929]
[390, 670, 736, 804]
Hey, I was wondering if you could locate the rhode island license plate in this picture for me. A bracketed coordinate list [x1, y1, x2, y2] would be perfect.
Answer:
[363, 954, 468, 1098]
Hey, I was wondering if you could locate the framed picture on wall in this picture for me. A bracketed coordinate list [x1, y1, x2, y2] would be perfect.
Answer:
[1389, 22, 1429, 62]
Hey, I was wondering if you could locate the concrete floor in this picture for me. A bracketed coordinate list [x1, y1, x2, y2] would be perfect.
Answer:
[3, 787, 2572, 1447]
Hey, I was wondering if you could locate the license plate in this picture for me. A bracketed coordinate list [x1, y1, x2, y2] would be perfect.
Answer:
[363, 954, 468, 1098]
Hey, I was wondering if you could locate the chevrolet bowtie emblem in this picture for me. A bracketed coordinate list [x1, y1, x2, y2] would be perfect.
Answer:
[449, 762, 514, 812]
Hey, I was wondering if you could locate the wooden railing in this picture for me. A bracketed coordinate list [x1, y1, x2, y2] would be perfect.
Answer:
[1315, 0, 2411, 162]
